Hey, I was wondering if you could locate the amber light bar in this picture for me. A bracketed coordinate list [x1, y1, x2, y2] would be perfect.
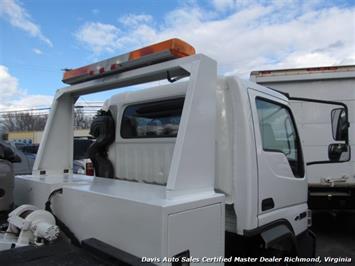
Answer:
[62, 38, 196, 85]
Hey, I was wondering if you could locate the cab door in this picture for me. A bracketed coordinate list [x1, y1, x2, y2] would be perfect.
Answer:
[248, 88, 308, 233]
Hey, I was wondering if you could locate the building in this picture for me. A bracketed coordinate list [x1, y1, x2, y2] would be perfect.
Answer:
[7, 129, 90, 144]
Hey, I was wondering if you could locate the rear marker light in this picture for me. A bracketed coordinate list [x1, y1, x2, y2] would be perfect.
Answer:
[86, 162, 94, 176]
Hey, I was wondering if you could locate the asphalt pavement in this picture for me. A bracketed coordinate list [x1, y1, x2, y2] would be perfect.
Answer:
[311, 212, 355, 265]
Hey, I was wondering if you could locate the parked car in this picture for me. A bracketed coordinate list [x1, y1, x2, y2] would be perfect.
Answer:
[16, 143, 39, 154]
[73, 138, 94, 175]
[1, 141, 34, 176]
[7, 139, 94, 175]
[0, 141, 21, 212]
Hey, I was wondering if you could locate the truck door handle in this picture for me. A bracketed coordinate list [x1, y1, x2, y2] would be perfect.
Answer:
[295, 211, 307, 221]
[262, 198, 275, 211]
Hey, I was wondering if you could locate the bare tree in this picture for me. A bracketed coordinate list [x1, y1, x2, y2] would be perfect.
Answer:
[0, 107, 94, 133]
[0, 112, 48, 132]
[74, 108, 93, 130]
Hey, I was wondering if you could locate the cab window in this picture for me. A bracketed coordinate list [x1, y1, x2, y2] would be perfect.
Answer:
[256, 98, 304, 178]
[121, 98, 184, 138]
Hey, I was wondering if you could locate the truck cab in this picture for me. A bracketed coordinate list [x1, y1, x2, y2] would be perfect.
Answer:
[251, 66, 354, 211]
[9, 39, 316, 264]
[100, 77, 309, 237]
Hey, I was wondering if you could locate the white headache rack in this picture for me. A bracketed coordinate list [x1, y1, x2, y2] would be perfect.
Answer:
[33, 39, 218, 197]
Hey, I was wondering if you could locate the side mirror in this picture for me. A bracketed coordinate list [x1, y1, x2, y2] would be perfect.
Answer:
[293, 98, 351, 166]
[328, 143, 351, 162]
[331, 108, 349, 141]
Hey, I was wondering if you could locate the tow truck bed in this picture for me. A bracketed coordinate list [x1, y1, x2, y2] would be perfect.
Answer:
[0, 237, 155, 266]
[0, 240, 111, 266]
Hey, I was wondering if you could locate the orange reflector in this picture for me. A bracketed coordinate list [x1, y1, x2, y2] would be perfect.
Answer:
[62, 38, 195, 85]
[63, 66, 91, 83]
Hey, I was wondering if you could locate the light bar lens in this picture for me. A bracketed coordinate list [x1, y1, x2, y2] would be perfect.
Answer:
[62, 38, 195, 85]
[129, 38, 195, 60]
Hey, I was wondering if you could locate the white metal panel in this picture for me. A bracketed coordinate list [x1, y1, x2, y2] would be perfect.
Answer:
[166, 56, 217, 197]
[290, 102, 338, 124]
[303, 146, 355, 183]
[251, 66, 355, 83]
[255, 148, 308, 213]
[33, 93, 75, 175]
[57, 185, 165, 258]
[258, 203, 308, 236]
[14, 174, 94, 208]
[167, 204, 224, 266]
[302, 146, 328, 162]
[300, 124, 334, 146]
[247, 88, 308, 223]
[115, 142, 175, 184]
[227, 77, 260, 233]
[15, 174, 225, 263]
[254, 77, 355, 186]
[215, 79, 234, 203]
[307, 162, 355, 184]
[261, 80, 355, 102]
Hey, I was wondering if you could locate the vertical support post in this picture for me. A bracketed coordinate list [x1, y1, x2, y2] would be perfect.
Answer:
[33, 92, 76, 175]
[166, 55, 217, 197]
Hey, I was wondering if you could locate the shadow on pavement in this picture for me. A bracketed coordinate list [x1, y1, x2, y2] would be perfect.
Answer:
[311, 212, 355, 265]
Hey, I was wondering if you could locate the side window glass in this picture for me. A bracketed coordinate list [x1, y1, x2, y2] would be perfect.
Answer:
[256, 98, 304, 178]
[121, 98, 184, 138]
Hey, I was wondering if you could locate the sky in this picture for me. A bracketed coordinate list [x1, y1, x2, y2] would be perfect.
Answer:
[0, 0, 354, 111]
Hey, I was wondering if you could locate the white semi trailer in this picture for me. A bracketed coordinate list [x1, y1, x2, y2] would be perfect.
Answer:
[1, 39, 350, 265]
[251, 66, 354, 211]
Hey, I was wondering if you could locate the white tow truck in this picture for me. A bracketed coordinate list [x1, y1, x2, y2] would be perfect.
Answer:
[1, 39, 350, 265]
[251, 66, 354, 211]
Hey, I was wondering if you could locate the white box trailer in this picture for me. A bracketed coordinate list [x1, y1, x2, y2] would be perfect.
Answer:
[4, 39, 349, 265]
[251, 66, 355, 211]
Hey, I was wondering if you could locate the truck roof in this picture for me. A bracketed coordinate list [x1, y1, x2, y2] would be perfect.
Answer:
[102, 75, 288, 111]
[250, 65, 355, 83]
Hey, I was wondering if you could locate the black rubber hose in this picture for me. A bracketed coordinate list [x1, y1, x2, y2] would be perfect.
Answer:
[45, 188, 80, 246]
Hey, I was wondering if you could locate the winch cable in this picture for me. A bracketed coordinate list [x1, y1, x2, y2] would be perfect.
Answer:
[45, 188, 80, 246]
